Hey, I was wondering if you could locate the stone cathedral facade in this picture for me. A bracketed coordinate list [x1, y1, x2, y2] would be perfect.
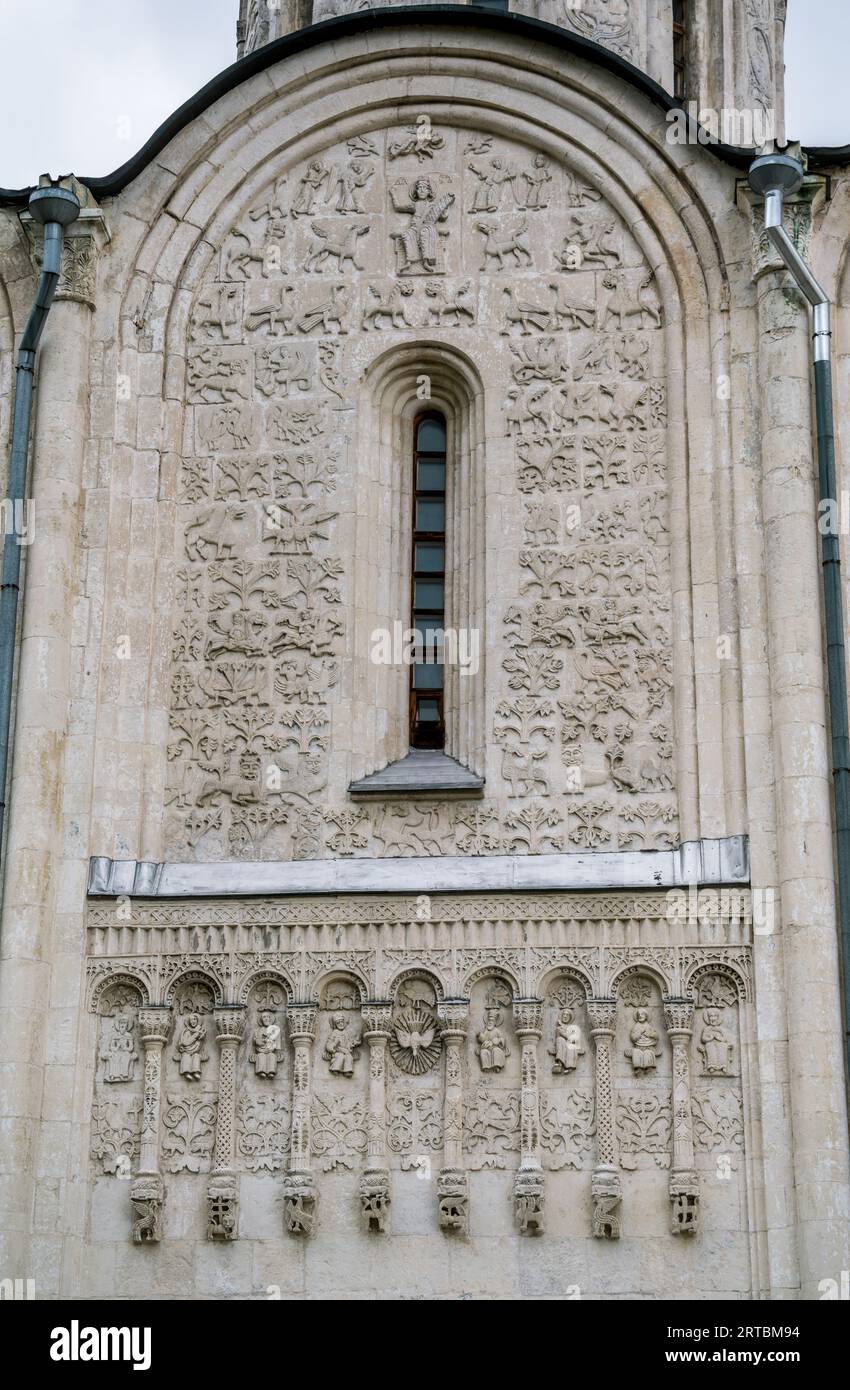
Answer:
[0, 1, 849, 1300]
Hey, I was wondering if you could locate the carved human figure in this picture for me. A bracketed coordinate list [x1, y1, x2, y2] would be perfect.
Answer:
[391, 177, 454, 273]
[476, 1009, 510, 1073]
[173, 1011, 208, 1080]
[697, 1009, 734, 1076]
[100, 1015, 139, 1083]
[549, 1008, 585, 1074]
[291, 159, 330, 216]
[524, 153, 552, 210]
[323, 1012, 361, 1076]
[625, 1008, 660, 1074]
[252, 1010, 282, 1078]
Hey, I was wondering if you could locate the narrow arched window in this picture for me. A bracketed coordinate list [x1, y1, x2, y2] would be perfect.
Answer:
[410, 413, 447, 749]
[672, 0, 688, 99]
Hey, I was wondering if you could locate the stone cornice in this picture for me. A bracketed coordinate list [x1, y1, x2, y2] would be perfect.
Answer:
[88, 836, 748, 899]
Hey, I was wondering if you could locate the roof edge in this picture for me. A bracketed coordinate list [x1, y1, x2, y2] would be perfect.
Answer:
[1, 5, 845, 207]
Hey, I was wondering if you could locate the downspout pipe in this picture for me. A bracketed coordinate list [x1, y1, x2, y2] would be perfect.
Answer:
[748, 152, 850, 1088]
[0, 184, 80, 864]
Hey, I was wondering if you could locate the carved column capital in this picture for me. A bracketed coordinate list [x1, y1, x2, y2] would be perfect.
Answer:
[21, 197, 110, 311]
[512, 998, 543, 1038]
[586, 997, 617, 1035]
[138, 1007, 172, 1046]
[737, 175, 826, 283]
[214, 1006, 246, 1044]
[287, 1003, 318, 1042]
[437, 998, 469, 1037]
[663, 998, 695, 1038]
[361, 1000, 393, 1037]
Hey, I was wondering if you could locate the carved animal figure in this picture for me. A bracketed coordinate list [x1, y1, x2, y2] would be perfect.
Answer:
[606, 738, 673, 792]
[198, 406, 254, 451]
[549, 278, 596, 330]
[476, 217, 532, 269]
[304, 221, 369, 272]
[187, 350, 248, 404]
[596, 270, 662, 331]
[197, 753, 262, 807]
[185, 504, 250, 561]
[500, 744, 549, 797]
[500, 285, 552, 335]
[244, 287, 295, 336]
[362, 281, 414, 330]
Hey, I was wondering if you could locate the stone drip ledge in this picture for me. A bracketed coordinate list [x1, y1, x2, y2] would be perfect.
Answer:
[88, 836, 748, 898]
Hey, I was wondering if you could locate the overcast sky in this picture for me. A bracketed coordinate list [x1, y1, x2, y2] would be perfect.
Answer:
[0, 0, 847, 188]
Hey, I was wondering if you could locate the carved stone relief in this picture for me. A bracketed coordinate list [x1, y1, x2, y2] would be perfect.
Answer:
[165, 125, 677, 861]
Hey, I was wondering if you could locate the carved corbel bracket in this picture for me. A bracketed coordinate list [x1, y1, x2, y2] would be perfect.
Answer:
[514, 1168, 545, 1235]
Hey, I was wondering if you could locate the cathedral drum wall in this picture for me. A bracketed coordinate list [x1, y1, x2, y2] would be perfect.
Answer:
[1, 17, 849, 1299]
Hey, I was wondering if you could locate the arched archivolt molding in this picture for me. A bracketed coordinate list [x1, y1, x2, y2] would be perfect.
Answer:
[88, 969, 151, 1013]
[313, 965, 370, 1007]
[610, 961, 672, 998]
[108, 29, 744, 854]
[162, 965, 224, 1008]
[385, 964, 446, 1004]
[684, 960, 750, 1005]
[535, 964, 595, 1001]
[462, 963, 520, 998]
[237, 965, 295, 1006]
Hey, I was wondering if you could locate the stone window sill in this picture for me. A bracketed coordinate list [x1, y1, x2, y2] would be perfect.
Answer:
[347, 749, 484, 800]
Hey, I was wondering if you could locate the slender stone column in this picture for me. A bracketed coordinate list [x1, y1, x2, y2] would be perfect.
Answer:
[512, 998, 544, 1234]
[436, 999, 469, 1234]
[283, 1003, 317, 1235]
[207, 1006, 246, 1241]
[749, 185, 850, 1294]
[360, 1001, 392, 1232]
[131, 1007, 172, 1244]
[587, 998, 621, 1239]
[0, 203, 103, 1280]
[664, 998, 699, 1235]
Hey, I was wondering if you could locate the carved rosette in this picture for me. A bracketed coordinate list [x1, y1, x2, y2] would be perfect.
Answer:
[663, 997, 700, 1236]
[286, 1004, 318, 1235]
[207, 1006, 246, 1241]
[586, 997, 621, 1239]
[437, 999, 468, 1233]
[361, 1000, 393, 1233]
[130, 1007, 172, 1244]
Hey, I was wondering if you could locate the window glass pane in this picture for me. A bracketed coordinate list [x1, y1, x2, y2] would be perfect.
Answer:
[414, 615, 444, 648]
[415, 698, 441, 723]
[416, 459, 446, 491]
[414, 543, 444, 573]
[415, 498, 445, 531]
[417, 418, 446, 451]
[413, 662, 444, 689]
[414, 580, 444, 608]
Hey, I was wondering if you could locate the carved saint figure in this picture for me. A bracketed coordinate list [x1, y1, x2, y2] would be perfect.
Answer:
[291, 159, 330, 216]
[476, 1008, 510, 1073]
[391, 177, 455, 274]
[323, 1012, 361, 1076]
[252, 1010, 282, 1078]
[697, 1009, 734, 1076]
[100, 1014, 138, 1083]
[549, 1008, 585, 1074]
[625, 1008, 660, 1074]
[173, 1011, 208, 1080]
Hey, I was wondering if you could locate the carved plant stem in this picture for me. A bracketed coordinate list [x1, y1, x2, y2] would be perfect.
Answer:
[587, 997, 621, 1239]
[663, 998, 699, 1234]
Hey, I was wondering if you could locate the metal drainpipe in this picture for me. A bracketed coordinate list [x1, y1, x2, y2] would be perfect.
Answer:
[0, 183, 80, 865]
[748, 152, 850, 1087]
